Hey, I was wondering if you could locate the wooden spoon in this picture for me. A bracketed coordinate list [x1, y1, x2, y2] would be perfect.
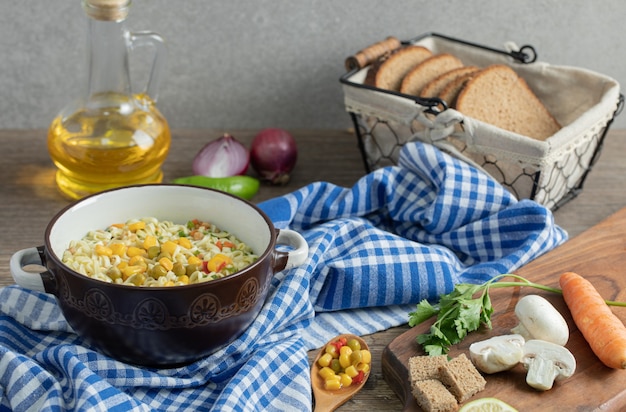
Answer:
[311, 334, 371, 412]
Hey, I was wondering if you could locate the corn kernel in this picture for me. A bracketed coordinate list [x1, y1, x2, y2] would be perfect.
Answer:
[142, 235, 158, 249]
[95, 244, 113, 257]
[318, 353, 333, 368]
[158, 257, 174, 272]
[339, 373, 353, 388]
[318, 366, 336, 381]
[339, 346, 352, 357]
[339, 353, 352, 369]
[121, 265, 144, 280]
[161, 240, 178, 256]
[187, 255, 202, 266]
[129, 255, 145, 266]
[126, 220, 146, 232]
[177, 274, 190, 284]
[206, 253, 233, 273]
[110, 243, 127, 256]
[164, 281, 175, 287]
[177, 237, 192, 249]
[324, 378, 341, 391]
[360, 349, 372, 364]
[127, 221, 146, 232]
[325, 343, 339, 358]
[127, 246, 144, 257]
[344, 365, 358, 378]
[356, 362, 370, 374]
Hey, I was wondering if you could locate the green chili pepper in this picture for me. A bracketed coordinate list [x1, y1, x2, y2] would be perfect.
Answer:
[172, 175, 260, 200]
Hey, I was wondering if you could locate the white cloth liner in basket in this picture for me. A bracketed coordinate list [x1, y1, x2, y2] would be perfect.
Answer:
[342, 34, 621, 210]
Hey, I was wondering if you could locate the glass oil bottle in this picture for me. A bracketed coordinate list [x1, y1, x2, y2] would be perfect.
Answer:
[48, 0, 170, 199]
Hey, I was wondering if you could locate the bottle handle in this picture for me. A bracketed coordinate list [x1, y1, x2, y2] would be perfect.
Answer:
[128, 31, 167, 102]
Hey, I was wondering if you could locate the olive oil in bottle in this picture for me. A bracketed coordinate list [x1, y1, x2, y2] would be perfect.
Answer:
[48, 0, 170, 199]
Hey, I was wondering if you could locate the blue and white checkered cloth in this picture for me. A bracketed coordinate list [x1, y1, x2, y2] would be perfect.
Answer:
[0, 141, 567, 411]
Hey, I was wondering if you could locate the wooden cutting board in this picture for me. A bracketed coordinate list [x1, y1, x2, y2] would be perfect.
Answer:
[382, 207, 626, 412]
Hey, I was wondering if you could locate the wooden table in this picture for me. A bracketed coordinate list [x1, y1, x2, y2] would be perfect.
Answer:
[2, 128, 626, 411]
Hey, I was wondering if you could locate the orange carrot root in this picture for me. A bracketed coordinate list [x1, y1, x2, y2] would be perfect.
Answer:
[559, 272, 626, 369]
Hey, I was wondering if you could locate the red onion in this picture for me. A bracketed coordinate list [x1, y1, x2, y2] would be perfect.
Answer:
[250, 128, 298, 185]
[192, 133, 249, 177]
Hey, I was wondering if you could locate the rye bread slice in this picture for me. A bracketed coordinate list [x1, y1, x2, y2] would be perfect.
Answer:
[438, 70, 480, 108]
[420, 66, 480, 98]
[411, 379, 459, 412]
[455, 64, 561, 140]
[437, 353, 486, 403]
[408, 355, 448, 386]
[369, 45, 433, 92]
[399, 53, 464, 96]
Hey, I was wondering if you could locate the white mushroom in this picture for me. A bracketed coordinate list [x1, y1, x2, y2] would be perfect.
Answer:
[469, 334, 526, 374]
[520, 339, 576, 391]
[511, 295, 569, 345]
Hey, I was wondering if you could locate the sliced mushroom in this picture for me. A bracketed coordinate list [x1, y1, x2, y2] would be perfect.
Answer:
[520, 339, 576, 391]
[511, 294, 569, 346]
[469, 334, 526, 374]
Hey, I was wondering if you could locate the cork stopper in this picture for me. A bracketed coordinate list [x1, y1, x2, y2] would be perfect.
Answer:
[83, 0, 131, 21]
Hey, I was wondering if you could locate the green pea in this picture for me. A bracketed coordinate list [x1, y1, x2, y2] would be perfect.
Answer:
[173, 261, 186, 277]
[150, 264, 168, 279]
[128, 273, 146, 286]
[147, 245, 161, 259]
[106, 266, 122, 281]
[186, 263, 199, 276]
[347, 338, 361, 351]
[172, 176, 260, 200]
[350, 350, 362, 365]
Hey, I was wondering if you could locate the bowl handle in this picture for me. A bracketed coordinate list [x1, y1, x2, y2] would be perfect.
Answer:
[273, 229, 308, 272]
[10, 247, 47, 292]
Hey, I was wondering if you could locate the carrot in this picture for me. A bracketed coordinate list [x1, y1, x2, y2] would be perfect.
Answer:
[559, 271, 626, 369]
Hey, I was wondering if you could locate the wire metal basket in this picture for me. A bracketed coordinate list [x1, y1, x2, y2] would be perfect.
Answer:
[340, 33, 623, 210]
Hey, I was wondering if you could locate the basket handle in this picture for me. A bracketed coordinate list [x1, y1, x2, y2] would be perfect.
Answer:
[344, 33, 538, 74]
[345, 36, 402, 70]
[408, 32, 538, 64]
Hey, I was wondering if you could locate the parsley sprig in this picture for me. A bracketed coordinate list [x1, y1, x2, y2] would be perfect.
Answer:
[408, 274, 563, 356]
[410, 273, 626, 356]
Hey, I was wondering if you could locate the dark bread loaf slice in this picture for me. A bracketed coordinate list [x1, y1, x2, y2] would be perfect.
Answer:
[455, 64, 561, 140]
[438, 70, 480, 108]
[420, 66, 480, 99]
[399, 53, 464, 96]
[366, 45, 433, 92]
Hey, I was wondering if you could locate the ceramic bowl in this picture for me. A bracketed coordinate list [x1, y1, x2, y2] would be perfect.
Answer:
[10, 184, 308, 367]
